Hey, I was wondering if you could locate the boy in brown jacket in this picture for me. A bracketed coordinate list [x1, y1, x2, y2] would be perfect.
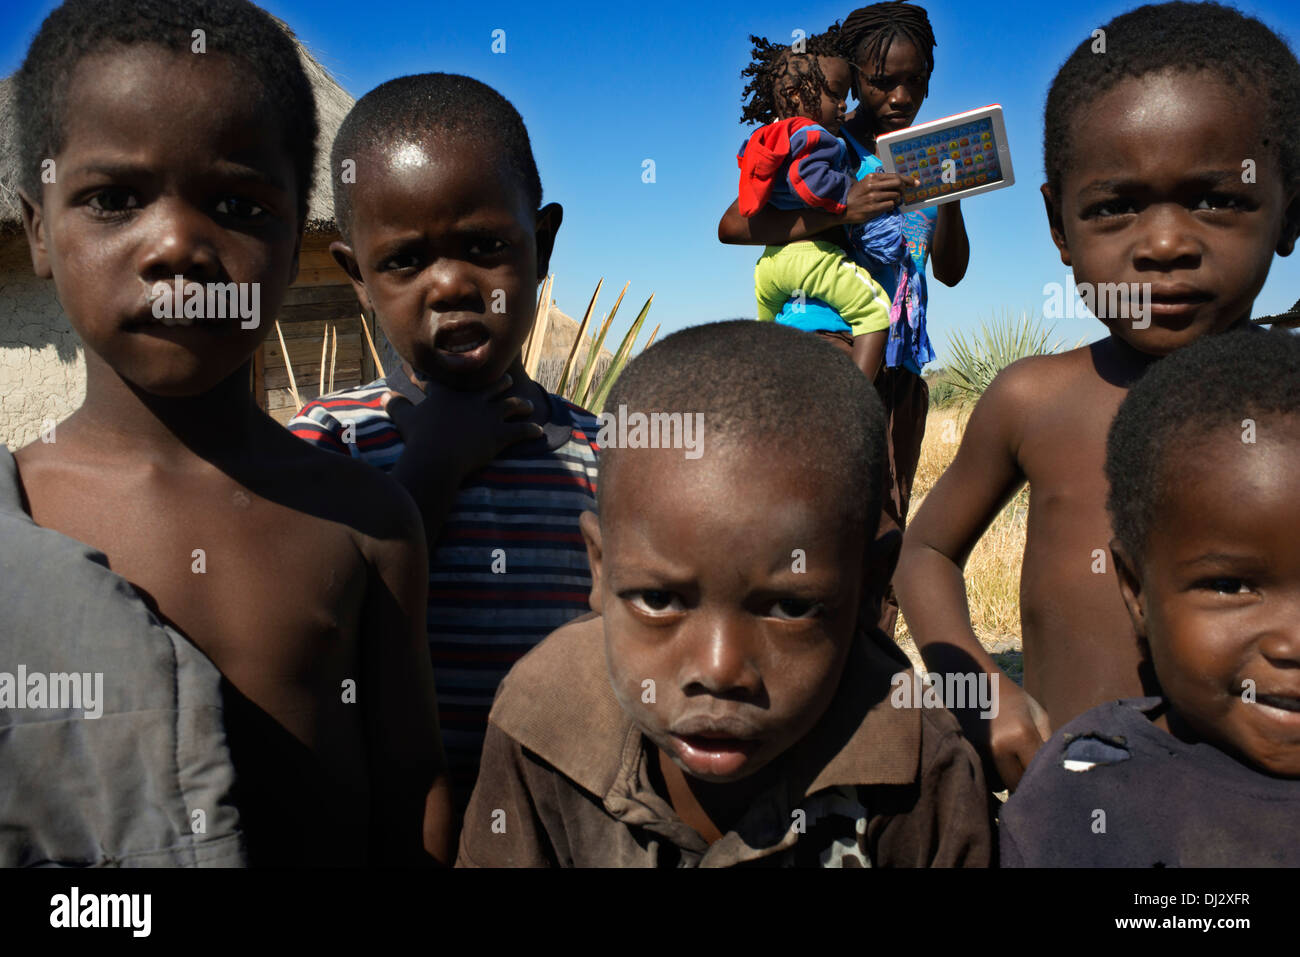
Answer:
[458, 322, 991, 866]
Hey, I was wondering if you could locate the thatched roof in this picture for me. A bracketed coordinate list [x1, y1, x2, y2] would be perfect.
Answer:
[1256, 298, 1300, 328]
[292, 27, 353, 233]
[0, 21, 353, 237]
[0, 78, 21, 236]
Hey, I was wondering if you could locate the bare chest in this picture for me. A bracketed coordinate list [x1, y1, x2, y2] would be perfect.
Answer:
[20, 461, 368, 703]
[1018, 392, 1122, 556]
[1014, 392, 1138, 674]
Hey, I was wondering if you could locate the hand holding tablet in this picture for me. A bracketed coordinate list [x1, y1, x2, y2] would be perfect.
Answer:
[876, 104, 1015, 212]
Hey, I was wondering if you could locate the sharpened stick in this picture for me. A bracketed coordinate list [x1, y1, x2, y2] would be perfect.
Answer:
[525, 275, 553, 378]
[275, 320, 301, 410]
[358, 313, 385, 378]
[318, 325, 329, 397]
[328, 323, 338, 394]
[522, 274, 553, 377]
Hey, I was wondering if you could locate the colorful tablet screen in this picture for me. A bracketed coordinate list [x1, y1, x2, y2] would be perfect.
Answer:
[887, 116, 1004, 206]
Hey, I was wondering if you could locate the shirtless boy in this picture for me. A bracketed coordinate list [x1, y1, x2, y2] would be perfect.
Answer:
[9, 0, 450, 864]
[894, 1, 1300, 790]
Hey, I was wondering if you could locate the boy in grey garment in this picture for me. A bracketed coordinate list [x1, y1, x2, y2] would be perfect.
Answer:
[0, 447, 245, 867]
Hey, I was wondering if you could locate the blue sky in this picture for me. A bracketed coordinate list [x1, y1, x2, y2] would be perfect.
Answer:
[4, 0, 1297, 363]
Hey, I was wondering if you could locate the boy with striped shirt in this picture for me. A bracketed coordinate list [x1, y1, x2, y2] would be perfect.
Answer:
[290, 73, 599, 809]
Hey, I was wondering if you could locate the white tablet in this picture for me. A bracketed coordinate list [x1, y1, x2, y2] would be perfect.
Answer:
[876, 104, 1014, 212]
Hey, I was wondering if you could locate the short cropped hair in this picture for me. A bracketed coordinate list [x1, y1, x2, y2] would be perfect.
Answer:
[599, 321, 888, 535]
[1106, 328, 1300, 558]
[331, 73, 542, 242]
[16, 0, 318, 223]
[1044, 1, 1300, 198]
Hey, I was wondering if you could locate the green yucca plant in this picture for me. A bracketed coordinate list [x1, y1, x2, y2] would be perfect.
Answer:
[571, 282, 625, 406]
[945, 310, 1065, 398]
[551, 279, 656, 411]
[925, 372, 965, 410]
[555, 278, 605, 399]
[589, 293, 655, 413]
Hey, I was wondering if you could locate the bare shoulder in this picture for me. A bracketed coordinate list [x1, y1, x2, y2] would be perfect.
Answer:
[260, 425, 424, 549]
[983, 340, 1100, 407]
[11, 430, 71, 473]
[965, 340, 1109, 440]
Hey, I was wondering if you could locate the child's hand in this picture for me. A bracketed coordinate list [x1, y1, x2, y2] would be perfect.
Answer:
[382, 372, 544, 543]
[843, 173, 920, 223]
[383, 372, 543, 486]
[988, 684, 1053, 792]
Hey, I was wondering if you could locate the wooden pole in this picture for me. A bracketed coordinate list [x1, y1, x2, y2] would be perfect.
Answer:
[274, 320, 301, 410]
[328, 323, 338, 394]
[358, 313, 385, 378]
[523, 275, 553, 378]
[318, 325, 329, 397]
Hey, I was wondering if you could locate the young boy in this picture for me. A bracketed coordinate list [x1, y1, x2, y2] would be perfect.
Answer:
[288, 74, 601, 808]
[7, 0, 450, 865]
[735, 27, 905, 381]
[457, 322, 991, 867]
[2, 446, 247, 867]
[894, 0, 1300, 792]
[1001, 329, 1300, 866]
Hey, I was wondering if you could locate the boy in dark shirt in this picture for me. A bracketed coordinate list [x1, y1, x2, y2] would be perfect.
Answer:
[458, 322, 991, 867]
[1001, 329, 1300, 867]
[894, 1, 1300, 791]
[7, 0, 450, 865]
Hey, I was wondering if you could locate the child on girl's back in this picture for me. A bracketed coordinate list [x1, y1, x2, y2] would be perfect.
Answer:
[735, 26, 915, 380]
[895, 0, 1300, 792]
[721, 2, 969, 640]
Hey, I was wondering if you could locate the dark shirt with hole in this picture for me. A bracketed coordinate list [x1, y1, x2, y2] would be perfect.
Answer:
[1001, 697, 1300, 867]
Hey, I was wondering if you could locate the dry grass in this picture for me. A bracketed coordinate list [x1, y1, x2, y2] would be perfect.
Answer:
[895, 404, 1028, 656]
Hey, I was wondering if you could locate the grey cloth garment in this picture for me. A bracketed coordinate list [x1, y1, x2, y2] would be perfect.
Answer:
[0, 445, 245, 867]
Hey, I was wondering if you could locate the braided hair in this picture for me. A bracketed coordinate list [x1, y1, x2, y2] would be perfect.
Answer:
[837, 1, 936, 94]
[740, 25, 844, 126]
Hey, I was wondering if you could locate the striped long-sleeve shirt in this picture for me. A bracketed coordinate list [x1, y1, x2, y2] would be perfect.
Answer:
[288, 378, 600, 804]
